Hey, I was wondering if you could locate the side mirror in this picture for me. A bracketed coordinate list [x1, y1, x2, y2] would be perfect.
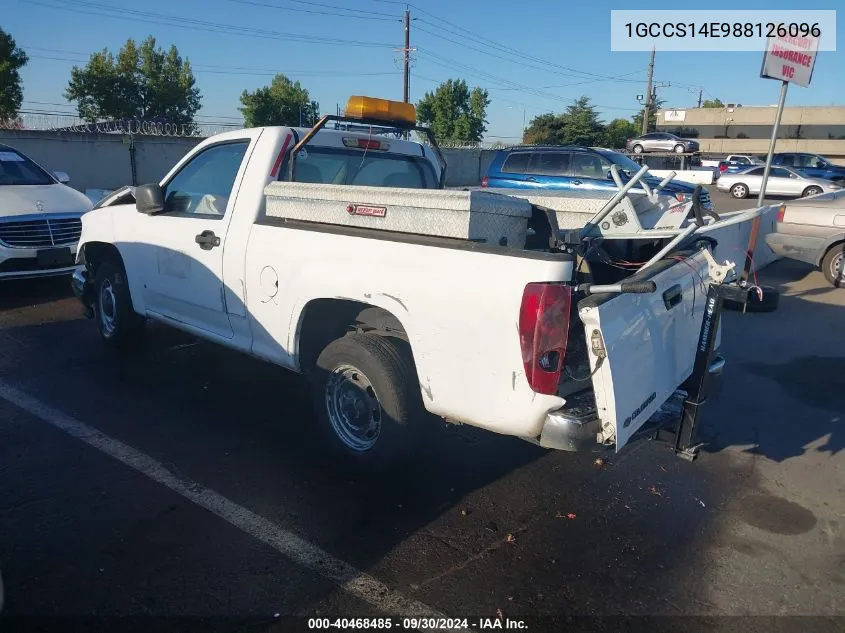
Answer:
[53, 171, 70, 184]
[135, 183, 166, 215]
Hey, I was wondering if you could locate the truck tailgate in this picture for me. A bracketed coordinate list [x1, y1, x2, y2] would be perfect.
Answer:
[577, 248, 714, 451]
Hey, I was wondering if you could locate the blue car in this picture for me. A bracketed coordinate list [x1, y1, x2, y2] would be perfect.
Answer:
[483, 145, 713, 210]
[771, 153, 845, 186]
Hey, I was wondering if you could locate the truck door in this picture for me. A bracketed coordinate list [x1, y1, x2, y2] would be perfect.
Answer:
[132, 132, 260, 338]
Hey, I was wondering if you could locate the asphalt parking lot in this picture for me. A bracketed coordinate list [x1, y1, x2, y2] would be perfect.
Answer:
[0, 191, 843, 632]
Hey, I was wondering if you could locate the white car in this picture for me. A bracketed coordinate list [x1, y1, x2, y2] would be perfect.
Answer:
[717, 165, 842, 199]
[0, 144, 93, 280]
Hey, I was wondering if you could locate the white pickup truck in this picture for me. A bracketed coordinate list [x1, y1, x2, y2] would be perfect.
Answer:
[72, 96, 738, 468]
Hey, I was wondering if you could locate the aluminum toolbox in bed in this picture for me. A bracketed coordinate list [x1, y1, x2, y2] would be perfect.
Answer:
[264, 182, 533, 246]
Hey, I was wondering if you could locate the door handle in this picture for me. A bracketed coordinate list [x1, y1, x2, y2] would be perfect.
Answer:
[572, 179, 582, 185]
[195, 230, 221, 250]
[663, 284, 683, 310]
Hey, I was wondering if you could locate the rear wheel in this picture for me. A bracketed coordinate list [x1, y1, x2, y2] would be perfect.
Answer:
[310, 333, 423, 470]
[730, 183, 749, 199]
[802, 185, 823, 197]
[821, 243, 844, 288]
[632, 144, 644, 154]
[93, 259, 145, 349]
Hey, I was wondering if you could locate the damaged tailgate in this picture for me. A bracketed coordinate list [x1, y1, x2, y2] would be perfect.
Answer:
[577, 247, 716, 451]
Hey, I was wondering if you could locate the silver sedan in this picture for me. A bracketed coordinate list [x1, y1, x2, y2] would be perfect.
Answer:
[766, 190, 845, 287]
[716, 165, 842, 199]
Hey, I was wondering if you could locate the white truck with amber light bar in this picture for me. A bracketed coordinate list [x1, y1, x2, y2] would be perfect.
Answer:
[71, 95, 753, 468]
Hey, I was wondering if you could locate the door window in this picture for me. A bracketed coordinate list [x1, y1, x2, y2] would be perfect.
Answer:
[796, 154, 827, 168]
[501, 152, 532, 174]
[570, 153, 610, 180]
[163, 141, 250, 218]
[746, 167, 765, 176]
[529, 152, 571, 176]
[770, 168, 792, 178]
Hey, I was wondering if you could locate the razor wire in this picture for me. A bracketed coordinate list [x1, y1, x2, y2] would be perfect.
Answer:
[6, 113, 242, 138]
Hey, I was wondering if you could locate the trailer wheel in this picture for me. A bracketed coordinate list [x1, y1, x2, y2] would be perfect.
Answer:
[724, 284, 780, 313]
[310, 333, 423, 470]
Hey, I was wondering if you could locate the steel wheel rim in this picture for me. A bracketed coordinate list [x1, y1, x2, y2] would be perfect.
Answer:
[733, 185, 746, 197]
[99, 278, 117, 336]
[325, 364, 382, 452]
[831, 252, 844, 283]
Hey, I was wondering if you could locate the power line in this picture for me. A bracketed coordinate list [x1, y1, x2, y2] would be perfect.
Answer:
[414, 17, 642, 85]
[22, 0, 398, 48]
[224, 0, 400, 21]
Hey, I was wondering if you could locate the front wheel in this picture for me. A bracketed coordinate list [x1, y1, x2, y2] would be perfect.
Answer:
[730, 183, 749, 199]
[802, 186, 823, 197]
[674, 144, 685, 154]
[821, 243, 844, 288]
[93, 259, 145, 348]
[310, 333, 423, 469]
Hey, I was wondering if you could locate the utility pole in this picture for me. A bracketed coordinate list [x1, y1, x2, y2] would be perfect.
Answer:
[697, 89, 703, 108]
[403, 9, 411, 103]
[642, 47, 655, 135]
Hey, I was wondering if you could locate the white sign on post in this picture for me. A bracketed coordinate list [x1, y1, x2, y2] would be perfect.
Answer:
[760, 32, 820, 87]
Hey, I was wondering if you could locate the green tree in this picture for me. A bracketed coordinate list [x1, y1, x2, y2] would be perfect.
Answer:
[601, 118, 638, 149]
[522, 96, 604, 146]
[631, 95, 666, 133]
[0, 28, 28, 123]
[702, 98, 724, 108]
[239, 74, 319, 128]
[416, 79, 490, 143]
[65, 36, 201, 124]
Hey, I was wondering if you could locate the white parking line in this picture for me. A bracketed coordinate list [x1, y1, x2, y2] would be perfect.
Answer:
[0, 379, 447, 621]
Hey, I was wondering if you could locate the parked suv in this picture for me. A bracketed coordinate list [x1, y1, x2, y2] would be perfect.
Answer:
[626, 132, 700, 154]
[482, 145, 713, 210]
[771, 153, 845, 186]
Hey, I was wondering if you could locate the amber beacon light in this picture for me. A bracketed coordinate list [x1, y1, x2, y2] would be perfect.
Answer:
[344, 96, 416, 128]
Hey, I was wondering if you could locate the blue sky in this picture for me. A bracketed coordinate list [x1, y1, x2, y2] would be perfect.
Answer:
[7, 0, 844, 141]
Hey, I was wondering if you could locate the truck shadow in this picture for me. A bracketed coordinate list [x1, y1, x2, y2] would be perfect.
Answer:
[700, 259, 844, 462]
[0, 243, 827, 623]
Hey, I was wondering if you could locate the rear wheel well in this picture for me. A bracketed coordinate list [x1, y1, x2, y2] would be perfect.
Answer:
[297, 299, 409, 371]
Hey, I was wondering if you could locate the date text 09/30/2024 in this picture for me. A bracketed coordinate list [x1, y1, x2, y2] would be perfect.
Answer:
[307, 617, 528, 630]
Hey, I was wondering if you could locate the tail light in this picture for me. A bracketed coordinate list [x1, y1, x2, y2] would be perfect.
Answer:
[719, 163, 728, 172]
[481, 176, 489, 188]
[777, 203, 786, 223]
[343, 137, 388, 151]
[518, 283, 572, 395]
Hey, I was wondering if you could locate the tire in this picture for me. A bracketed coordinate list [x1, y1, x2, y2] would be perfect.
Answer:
[821, 243, 845, 288]
[310, 333, 423, 470]
[92, 259, 145, 348]
[674, 144, 685, 154]
[724, 284, 780, 313]
[730, 183, 749, 199]
[802, 186, 823, 197]
[632, 144, 644, 154]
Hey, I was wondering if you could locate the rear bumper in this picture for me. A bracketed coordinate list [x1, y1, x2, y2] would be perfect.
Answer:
[765, 232, 825, 267]
[71, 267, 94, 318]
[538, 355, 726, 452]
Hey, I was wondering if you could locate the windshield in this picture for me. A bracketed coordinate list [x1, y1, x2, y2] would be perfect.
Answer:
[0, 149, 55, 186]
[293, 147, 438, 189]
